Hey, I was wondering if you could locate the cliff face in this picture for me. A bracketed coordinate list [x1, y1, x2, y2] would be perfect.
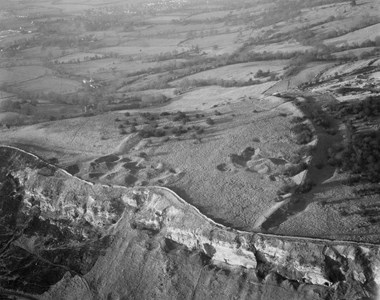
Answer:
[0, 146, 379, 300]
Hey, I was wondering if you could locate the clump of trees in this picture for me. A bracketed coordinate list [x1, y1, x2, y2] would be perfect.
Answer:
[254, 69, 274, 78]
[138, 128, 166, 138]
[206, 118, 215, 125]
[175, 77, 262, 94]
[340, 130, 380, 182]
[326, 96, 380, 183]
[327, 96, 380, 120]
[310, 109, 331, 128]
[172, 111, 190, 123]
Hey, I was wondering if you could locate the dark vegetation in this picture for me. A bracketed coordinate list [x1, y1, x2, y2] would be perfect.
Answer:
[327, 96, 380, 120]
[115, 111, 209, 139]
[340, 130, 380, 183]
[327, 96, 380, 183]
[291, 123, 313, 145]
[283, 162, 308, 177]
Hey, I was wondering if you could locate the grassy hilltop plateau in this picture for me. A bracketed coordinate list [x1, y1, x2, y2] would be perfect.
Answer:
[0, 0, 380, 299]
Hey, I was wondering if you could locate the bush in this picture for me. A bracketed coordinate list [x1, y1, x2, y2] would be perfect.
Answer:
[254, 69, 271, 78]
[277, 183, 294, 196]
[295, 180, 314, 194]
[154, 129, 165, 137]
[296, 145, 315, 157]
[296, 130, 313, 144]
[206, 118, 215, 125]
[140, 112, 157, 121]
[138, 128, 165, 138]
[171, 126, 187, 136]
[173, 111, 190, 123]
[283, 162, 308, 177]
[138, 152, 147, 158]
[196, 127, 205, 134]
[290, 116, 306, 124]
[47, 157, 59, 164]
[291, 123, 313, 144]
[311, 110, 330, 128]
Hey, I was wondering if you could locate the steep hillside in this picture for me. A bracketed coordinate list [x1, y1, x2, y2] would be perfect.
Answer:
[0, 146, 379, 299]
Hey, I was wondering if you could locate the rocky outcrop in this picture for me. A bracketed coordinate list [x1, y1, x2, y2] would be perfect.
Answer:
[0, 146, 379, 300]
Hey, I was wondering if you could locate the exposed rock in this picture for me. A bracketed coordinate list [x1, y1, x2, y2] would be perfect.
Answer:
[0, 146, 379, 300]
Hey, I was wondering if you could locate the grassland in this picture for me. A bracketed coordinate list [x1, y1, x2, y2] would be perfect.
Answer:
[0, 0, 379, 242]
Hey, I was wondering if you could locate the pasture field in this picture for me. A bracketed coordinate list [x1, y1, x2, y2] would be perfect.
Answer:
[320, 58, 376, 79]
[170, 61, 289, 85]
[61, 58, 186, 81]
[55, 52, 105, 63]
[0, 66, 52, 85]
[324, 23, 380, 46]
[157, 83, 277, 112]
[186, 10, 232, 21]
[20, 46, 71, 60]
[249, 42, 314, 54]
[94, 44, 186, 57]
[139, 23, 226, 37]
[184, 32, 243, 54]
[19, 76, 82, 94]
[332, 47, 377, 58]
[145, 14, 186, 23]
[0, 91, 16, 103]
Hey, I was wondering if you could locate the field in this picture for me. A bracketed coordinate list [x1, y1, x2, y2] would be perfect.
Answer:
[19, 76, 82, 93]
[171, 61, 289, 85]
[186, 10, 231, 21]
[158, 83, 277, 111]
[332, 47, 376, 58]
[320, 58, 376, 78]
[0, 66, 52, 85]
[324, 23, 380, 46]
[95, 44, 185, 57]
[249, 42, 314, 54]
[55, 52, 105, 63]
